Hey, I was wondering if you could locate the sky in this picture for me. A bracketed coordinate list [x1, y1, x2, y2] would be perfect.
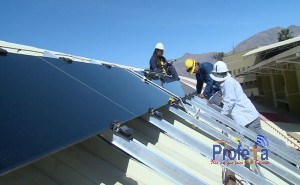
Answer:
[1, 0, 299, 68]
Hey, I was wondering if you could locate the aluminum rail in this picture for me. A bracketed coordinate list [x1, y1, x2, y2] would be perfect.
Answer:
[146, 116, 273, 185]
[169, 106, 300, 184]
[184, 103, 300, 176]
[198, 96, 300, 150]
[193, 97, 299, 155]
[100, 132, 208, 185]
[188, 97, 300, 166]
[0, 43, 145, 72]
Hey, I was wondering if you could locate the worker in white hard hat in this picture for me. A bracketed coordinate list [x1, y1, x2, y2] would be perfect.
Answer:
[185, 59, 219, 99]
[209, 61, 295, 154]
[209, 61, 262, 132]
[149, 42, 179, 81]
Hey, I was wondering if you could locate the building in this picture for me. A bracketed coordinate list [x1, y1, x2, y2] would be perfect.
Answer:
[223, 36, 300, 115]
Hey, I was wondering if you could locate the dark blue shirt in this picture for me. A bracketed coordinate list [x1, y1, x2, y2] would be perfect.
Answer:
[196, 62, 219, 99]
[149, 54, 169, 73]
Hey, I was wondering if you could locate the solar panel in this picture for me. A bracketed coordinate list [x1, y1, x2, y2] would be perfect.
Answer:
[0, 53, 170, 175]
[136, 70, 195, 97]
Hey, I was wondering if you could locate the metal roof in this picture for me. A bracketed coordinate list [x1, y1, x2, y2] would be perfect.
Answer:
[237, 45, 300, 76]
[243, 36, 300, 57]
[1, 41, 300, 185]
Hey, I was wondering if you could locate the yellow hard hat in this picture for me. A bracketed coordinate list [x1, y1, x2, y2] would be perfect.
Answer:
[185, 59, 196, 75]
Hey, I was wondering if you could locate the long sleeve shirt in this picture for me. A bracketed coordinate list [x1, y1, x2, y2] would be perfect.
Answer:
[196, 62, 214, 98]
[209, 76, 259, 126]
[149, 54, 168, 73]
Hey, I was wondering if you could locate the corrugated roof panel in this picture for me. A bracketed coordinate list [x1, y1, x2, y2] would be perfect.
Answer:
[0, 135, 175, 185]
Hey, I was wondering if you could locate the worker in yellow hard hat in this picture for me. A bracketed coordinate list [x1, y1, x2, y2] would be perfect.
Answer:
[185, 59, 219, 99]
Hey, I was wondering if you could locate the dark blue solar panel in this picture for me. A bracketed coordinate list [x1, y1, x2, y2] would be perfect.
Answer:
[137, 71, 194, 98]
[41, 57, 171, 115]
[150, 79, 195, 98]
[0, 53, 170, 175]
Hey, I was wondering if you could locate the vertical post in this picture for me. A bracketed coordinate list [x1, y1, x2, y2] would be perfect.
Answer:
[223, 144, 236, 185]
[269, 74, 277, 108]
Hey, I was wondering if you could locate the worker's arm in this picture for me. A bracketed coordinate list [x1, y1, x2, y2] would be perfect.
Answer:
[202, 69, 214, 98]
[221, 82, 235, 115]
[150, 56, 159, 71]
[196, 74, 204, 94]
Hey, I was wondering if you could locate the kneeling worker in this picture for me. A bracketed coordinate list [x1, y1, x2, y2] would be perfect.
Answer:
[149, 42, 179, 81]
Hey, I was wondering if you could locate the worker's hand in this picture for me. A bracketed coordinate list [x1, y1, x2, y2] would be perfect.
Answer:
[198, 93, 205, 99]
[169, 59, 176, 65]
[207, 99, 212, 105]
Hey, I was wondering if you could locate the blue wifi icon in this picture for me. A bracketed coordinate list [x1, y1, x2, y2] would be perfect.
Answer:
[256, 134, 269, 147]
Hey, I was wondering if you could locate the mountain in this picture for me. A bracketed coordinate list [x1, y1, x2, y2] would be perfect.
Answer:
[173, 52, 218, 79]
[288, 25, 300, 36]
[174, 25, 300, 78]
[233, 25, 300, 52]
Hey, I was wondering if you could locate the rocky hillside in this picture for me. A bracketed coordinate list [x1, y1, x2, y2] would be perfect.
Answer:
[234, 25, 300, 52]
[173, 52, 217, 78]
[174, 25, 300, 78]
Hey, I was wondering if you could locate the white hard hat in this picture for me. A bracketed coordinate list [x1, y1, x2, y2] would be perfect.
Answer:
[155, 42, 164, 50]
[210, 61, 231, 82]
[212, 61, 228, 73]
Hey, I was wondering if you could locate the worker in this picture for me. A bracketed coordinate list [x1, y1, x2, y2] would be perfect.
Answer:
[185, 59, 219, 99]
[209, 61, 283, 144]
[149, 42, 179, 81]
[208, 61, 262, 131]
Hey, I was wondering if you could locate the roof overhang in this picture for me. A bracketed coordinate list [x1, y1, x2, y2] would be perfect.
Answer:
[236, 45, 300, 76]
[243, 36, 300, 57]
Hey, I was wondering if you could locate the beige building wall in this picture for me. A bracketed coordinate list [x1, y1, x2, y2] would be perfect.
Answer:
[223, 49, 259, 97]
[284, 65, 300, 114]
[223, 46, 300, 115]
[223, 49, 256, 77]
[296, 64, 300, 93]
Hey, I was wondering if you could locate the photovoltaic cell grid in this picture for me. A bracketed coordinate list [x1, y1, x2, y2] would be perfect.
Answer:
[0, 53, 171, 175]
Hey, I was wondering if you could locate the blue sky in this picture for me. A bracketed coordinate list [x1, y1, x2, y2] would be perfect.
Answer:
[1, 0, 299, 68]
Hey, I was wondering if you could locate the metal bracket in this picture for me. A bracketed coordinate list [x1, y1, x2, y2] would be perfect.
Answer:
[0, 48, 8, 56]
[111, 121, 133, 140]
[59, 57, 73, 64]
[102, 63, 113, 68]
[149, 108, 163, 120]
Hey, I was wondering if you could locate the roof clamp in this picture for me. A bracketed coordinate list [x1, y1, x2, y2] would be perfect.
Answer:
[141, 76, 149, 83]
[0, 48, 8, 56]
[185, 94, 194, 100]
[102, 64, 113, 69]
[169, 102, 179, 109]
[59, 57, 73, 64]
[168, 97, 180, 108]
[111, 121, 133, 140]
[148, 108, 163, 120]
